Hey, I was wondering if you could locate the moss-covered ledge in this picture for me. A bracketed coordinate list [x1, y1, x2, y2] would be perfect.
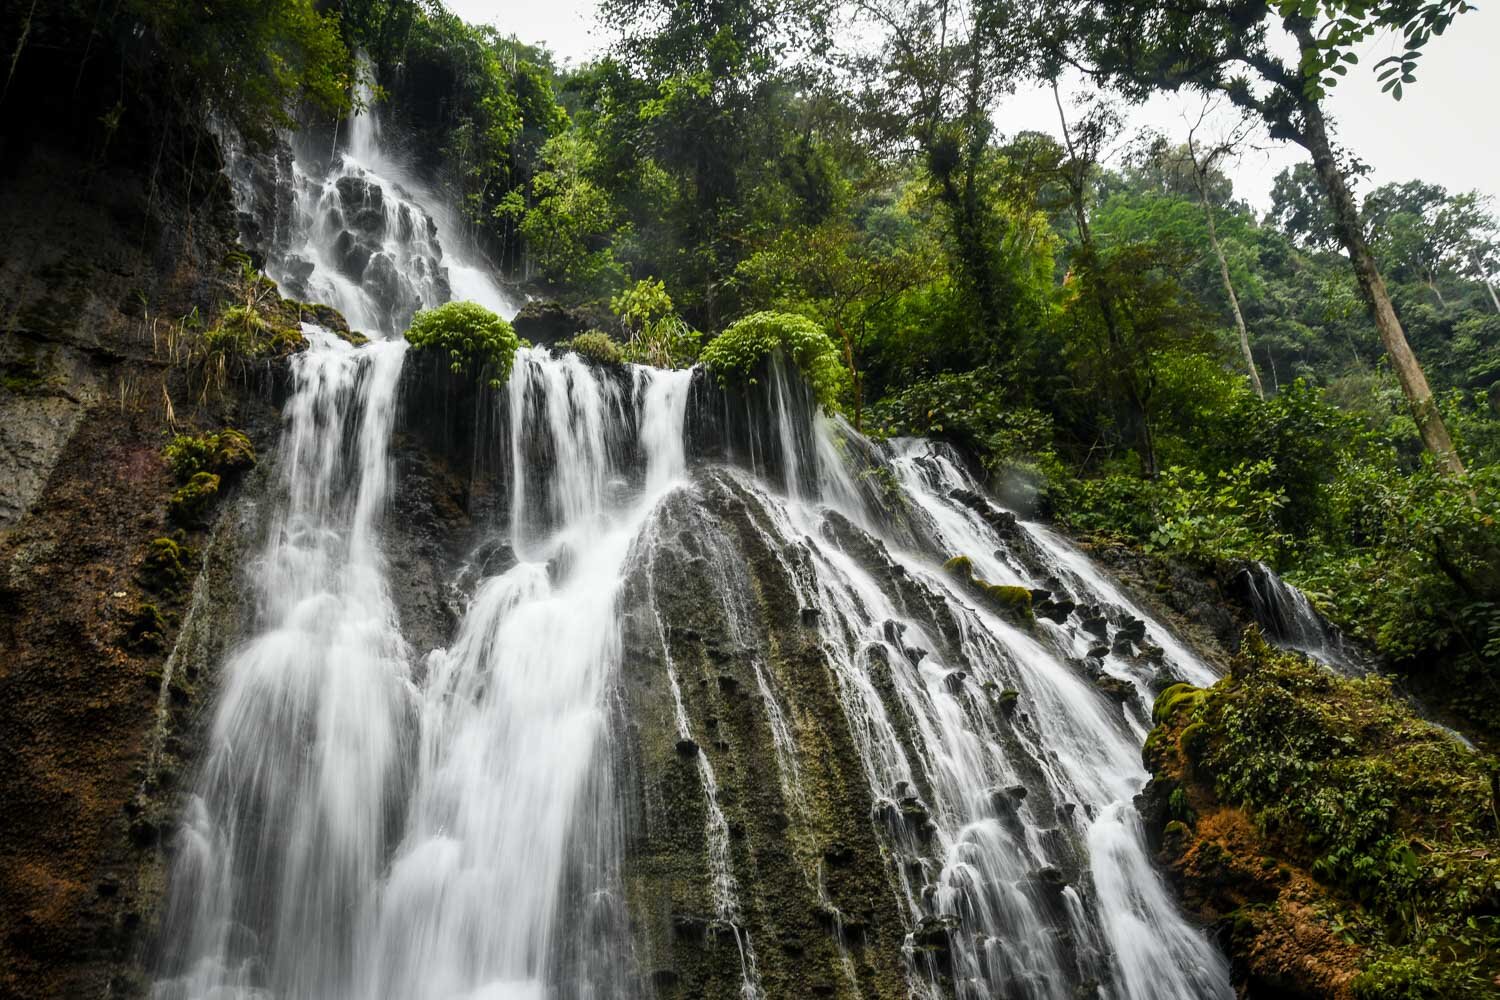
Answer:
[1140, 633, 1500, 999]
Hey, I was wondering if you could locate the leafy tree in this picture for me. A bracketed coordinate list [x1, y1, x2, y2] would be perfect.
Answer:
[503, 131, 624, 292]
[735, 219, 950, 428]
[1363, 181, 1500, 309]
[405, 300, 519, 388]
[1268, 162, 1342, 251]
[1067, 0, 1478, 475]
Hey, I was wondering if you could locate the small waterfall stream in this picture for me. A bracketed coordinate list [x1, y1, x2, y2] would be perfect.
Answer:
[155, 71, 1237, 1000]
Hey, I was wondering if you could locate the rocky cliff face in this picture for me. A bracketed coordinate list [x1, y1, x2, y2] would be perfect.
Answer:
[0, 119, 276, 995]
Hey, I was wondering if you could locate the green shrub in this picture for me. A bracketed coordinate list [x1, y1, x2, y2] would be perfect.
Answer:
[701, 310, 848, 409]
[405, 301, 519, 389]
[610, 278, 700, 368]
[564, 330, 625, 366]
[203, 303, 305, 360]
[869, 367, 1056, 472]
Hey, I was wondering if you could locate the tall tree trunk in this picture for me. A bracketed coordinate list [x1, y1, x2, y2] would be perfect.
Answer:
[1053, 83, 1155, 476]
[1296, 96, 1465, 475]
[1188, 137, 1263, 398]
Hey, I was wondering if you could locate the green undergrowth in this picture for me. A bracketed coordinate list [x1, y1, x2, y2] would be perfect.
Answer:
[405, 300, 519, 389]
[1157, 637, 1500, 998]
[701, 311, 848, 410]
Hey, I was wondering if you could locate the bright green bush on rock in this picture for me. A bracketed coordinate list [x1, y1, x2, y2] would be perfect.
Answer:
[405, 301, 519, 389]
[562, 330, 626, 366]
[701, 311, 849, 409]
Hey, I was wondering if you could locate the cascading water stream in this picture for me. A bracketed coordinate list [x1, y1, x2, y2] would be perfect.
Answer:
[1232, 561, 1365, 675]
[154, 330, 412, 998]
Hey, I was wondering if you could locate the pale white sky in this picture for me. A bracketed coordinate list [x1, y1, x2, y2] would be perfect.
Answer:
[452, 0, 1499, 211]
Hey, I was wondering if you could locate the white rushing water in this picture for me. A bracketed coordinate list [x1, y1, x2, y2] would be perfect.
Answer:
[158, 59, 1236, 1000]
[1235, 561, 1366, 675]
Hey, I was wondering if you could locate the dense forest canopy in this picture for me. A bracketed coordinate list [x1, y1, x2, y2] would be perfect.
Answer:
[11, 0, 1497, 729]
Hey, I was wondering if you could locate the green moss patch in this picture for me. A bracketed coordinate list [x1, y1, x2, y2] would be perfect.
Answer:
[941, 552, 1034, 627]
[137, 537, 192, 594]
[164, 429, 256, 481]
[169, 472, 220, 526]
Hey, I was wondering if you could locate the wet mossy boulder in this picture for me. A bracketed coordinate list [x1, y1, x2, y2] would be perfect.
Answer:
[942, 554, 1034, 627]
[1151, 682, 1205, 725]
[511, 299, 597, 348]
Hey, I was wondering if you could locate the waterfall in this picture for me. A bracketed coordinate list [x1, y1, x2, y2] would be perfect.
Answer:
[154, 329, 412, 998]
[157, 61, 1238, 1000]
[1233, 561, 1365, 675]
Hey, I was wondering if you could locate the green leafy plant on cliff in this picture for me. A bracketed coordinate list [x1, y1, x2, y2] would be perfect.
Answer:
[610, 278, 700, 369]
[405, 301, 519, 389]
[701, 311, 849, 410]
[1159, 638, 1500, 998]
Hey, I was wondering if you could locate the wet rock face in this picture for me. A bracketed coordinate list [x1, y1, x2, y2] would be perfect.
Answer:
[511, 300, 602, 348]
[614, 474, 912, 1000]
[0, 126, 285, 998]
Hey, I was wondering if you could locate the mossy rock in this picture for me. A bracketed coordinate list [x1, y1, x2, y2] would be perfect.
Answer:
[211, 429, 256, 474]
[942, 555, 974, 577]
[163, 429, 257, 482]
[124, 604, 168, 652]
[981, 583, 1034, 623]
[138, 537, 191, 593]
[942, 553, 1034, 627]
[1179, 720, 1211, 763]
[1151, 683, 1204, 725]
[169, 472, 220, 526]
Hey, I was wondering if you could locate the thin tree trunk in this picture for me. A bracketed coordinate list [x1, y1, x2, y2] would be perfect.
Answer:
[1296, 95, 1465, 475]
[1426, 274, 1446, 308]
[1188, 136, 1263, 398]
[1476, 256, 1500, 314]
